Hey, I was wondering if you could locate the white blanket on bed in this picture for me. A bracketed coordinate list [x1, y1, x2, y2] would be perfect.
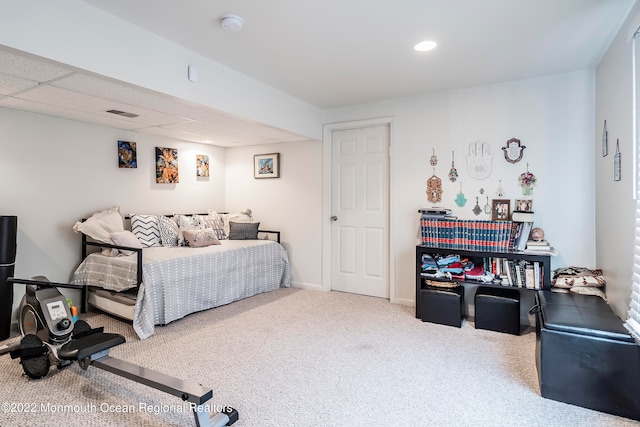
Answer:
[72, 240, 291, 339]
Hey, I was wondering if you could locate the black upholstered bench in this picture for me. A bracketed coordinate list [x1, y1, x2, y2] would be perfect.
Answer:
[534, 290, 640, 421]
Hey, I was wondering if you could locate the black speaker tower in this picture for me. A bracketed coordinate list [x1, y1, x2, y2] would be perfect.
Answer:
[0, 216, 17, 340]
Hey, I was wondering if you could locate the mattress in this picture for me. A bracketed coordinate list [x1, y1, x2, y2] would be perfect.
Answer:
[73, 240, 291, 339]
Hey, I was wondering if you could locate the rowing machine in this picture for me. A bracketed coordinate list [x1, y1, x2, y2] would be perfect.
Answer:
[0, 277, 238, 427]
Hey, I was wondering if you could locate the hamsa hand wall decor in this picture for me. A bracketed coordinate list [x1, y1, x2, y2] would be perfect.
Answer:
[466, 141, 492, 180]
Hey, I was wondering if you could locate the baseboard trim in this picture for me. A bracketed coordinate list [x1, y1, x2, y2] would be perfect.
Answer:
[291, 282, 324, 291]
[392, 297, 414, 307]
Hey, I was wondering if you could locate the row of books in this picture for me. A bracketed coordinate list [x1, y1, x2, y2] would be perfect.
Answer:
[484, 257, 545, 289]
[420, 218, 517, 251]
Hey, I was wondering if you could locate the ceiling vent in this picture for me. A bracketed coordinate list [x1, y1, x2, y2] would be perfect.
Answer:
[106, 109, 138, 118]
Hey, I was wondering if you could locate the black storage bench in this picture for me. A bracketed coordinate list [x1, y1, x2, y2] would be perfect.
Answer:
[534, 291, 640, 421]
[420, 285, 464, 328]
[474, 286, 520, 335]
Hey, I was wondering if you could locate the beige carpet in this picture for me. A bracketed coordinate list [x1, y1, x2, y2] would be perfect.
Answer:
[0, 288, 636, 426]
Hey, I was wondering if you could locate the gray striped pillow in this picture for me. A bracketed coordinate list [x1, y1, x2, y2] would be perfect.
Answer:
[130, 214, 161, 247]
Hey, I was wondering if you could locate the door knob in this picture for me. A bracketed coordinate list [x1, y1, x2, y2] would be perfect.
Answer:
[330, 216, 338, 222]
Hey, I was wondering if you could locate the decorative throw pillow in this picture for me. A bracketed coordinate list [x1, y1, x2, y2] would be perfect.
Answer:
[228, 221, 260, 240]
[72, 206, 124, 244]
[182, 228, 221, 248]
[175, 214, 206, 246]
[156, 215, 179, 247]
[130, 214, 162, 247]
[220, 209, 253, 236]
[109, 230, 143, 256]
[205, 211, 227, 240]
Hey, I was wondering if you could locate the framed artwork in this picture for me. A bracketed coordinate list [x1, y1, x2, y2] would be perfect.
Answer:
[254, 153, 280, 179]
[196, 154, 209, 177]
[156, 147, 179, 184]
[491, 199, 510, 221]
[118, 140, 137, 168]
[515, 199, 533, 212]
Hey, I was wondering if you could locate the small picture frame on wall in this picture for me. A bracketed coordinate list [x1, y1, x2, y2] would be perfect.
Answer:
[118, 140, 137, 168]
[491, 199, 510, 221]
[254, 153, 280, 179]
[196, 154, 209, 177]
[514, 199, 533, 212]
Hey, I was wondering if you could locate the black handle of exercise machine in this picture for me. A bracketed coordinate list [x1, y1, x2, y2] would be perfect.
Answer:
[7, 277, 84, 290]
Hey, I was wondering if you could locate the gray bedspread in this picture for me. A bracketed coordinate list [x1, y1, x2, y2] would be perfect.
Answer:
[72, 240, 291, 339]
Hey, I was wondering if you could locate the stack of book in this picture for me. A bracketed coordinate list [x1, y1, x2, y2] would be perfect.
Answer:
[419, 207, 455, 220]
[524, 239, 558, 255]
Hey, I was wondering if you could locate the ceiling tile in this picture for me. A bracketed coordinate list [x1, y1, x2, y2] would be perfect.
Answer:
[0, 72, 39, 95]
[0, 48, 72, 82]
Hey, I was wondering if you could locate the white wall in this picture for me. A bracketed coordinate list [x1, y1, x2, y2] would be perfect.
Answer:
[224, 142, 323, 290]
[1, 107, 226, 310]
[595, 2, 640, 318]
[324, 71, 596, 305]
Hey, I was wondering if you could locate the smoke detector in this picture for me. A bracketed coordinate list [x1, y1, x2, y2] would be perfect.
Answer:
[220, 14, 243, 32]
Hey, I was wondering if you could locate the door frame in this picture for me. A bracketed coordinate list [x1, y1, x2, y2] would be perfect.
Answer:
[322, 117, 395, 301]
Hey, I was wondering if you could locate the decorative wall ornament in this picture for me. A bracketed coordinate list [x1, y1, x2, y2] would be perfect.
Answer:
[501, 138, 526, 163]
[496, 180, 506, 198]
[118, 140, 137, 168]
[472, 196, 482, 216]
[466, 141, 492, 180]
[427, 174, 442, 203]
[196, 154, 209, 177]
[614, 139, 621, 181]
[156, 147, 179, 184]
[430, 149, 438, 167]
[448, 151, 458, 182]
[518, 163, 536, 195]
[454, 181, 467, 207]
[483, 196, 491, 214]
[602, 120, 608, 157]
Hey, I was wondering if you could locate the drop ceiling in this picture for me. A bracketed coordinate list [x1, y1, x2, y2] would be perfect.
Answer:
[0, 0, 636, 147]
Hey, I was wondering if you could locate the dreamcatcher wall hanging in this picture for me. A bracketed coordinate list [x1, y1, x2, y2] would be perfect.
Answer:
[426, 149, 442, 203]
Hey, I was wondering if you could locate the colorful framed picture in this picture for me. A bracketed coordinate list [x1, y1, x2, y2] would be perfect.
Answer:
[196, 154, 209, 177]
[491, 199, 510, 221]
[156, 147, 179, 183]
[254, 153, 280, 179]
[118, 140, 137, 168]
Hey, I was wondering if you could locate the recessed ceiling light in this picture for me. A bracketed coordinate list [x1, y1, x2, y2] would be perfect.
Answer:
[414, 40, 437, 52]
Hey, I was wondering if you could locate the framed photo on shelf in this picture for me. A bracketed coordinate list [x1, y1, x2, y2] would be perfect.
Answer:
[491, 199, 510, 221]
[515, 199, 533, 212]
[254, 153, 280, 179]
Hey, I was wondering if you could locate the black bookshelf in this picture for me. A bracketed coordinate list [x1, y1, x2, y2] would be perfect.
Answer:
[415, 244, 551, 319]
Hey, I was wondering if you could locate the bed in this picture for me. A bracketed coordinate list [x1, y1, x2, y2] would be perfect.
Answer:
[71, 209, 291, 339]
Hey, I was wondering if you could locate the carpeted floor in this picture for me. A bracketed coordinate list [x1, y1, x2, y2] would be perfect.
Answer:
[0, 288, 636, 426]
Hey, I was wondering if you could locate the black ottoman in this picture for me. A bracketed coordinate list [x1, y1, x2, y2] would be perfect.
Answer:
[474, 286, 520, 335]
[420, 285, 464, 327]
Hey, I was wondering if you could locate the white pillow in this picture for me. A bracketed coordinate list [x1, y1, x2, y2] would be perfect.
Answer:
[110, 230, 143, 256]
[175, 214, 206, 246]
[73, 206, 125, 244]
[219, 209, 253, 237]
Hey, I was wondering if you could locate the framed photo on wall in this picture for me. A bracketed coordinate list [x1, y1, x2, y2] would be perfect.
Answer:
[254, 153, 280, 179]
[491, 199, 510, 221]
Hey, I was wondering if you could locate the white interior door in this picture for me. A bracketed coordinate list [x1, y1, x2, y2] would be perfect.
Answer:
[331, 125, 389, 298]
